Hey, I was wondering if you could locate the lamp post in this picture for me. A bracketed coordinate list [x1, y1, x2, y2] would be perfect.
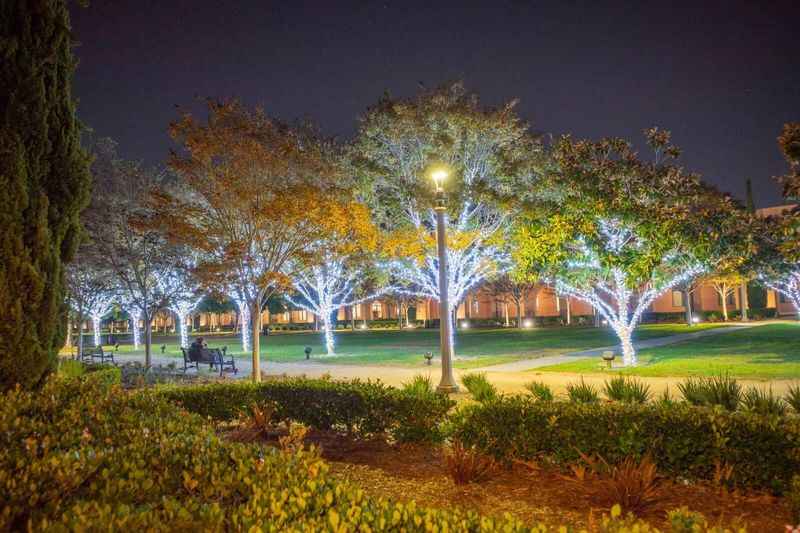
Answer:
[432, 169, 459, 393]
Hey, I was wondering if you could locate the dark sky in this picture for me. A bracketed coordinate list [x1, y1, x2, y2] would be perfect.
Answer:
[70, 0, 800, 207]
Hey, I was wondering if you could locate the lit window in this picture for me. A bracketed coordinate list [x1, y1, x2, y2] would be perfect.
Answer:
[672, 291, 683, 307]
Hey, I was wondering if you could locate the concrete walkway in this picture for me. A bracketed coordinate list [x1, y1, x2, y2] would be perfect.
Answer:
[110, 322, 798, 397]
[471, 324, 753, 372]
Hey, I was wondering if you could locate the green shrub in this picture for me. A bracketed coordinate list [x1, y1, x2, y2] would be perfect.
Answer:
[790, 474, 800, 523]
[667, 506, 709, 532]
[461, 372, 498, 403]
[524, 380, 554, 402]
[741, 386, 786, 416]
[159, 376, 454, 443]
[56, 358, 85, 379]
[448, 395, 800, 491]
[566, 377, 599, 403]
[787, 384, 800, 413]
[1, 371, 534, 531]
[678, 374, 741, 411]
[603, 376, 651, 404]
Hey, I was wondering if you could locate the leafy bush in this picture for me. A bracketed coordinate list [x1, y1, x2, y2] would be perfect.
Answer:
[56, 357, 85, 379]
[740, 386, 786, 416]
[443, 439, 496, 485]
[573, 453, 663, 514]
[678, 374, 742, 411]
[603, 376, 652, 404]
[790, 474, 800, 523]
[2, 371, 541, 531]
[566, 377, 599, 403]
[159, 376, 455, 443]
[461, 372, 498, 403]
[787, 384, 800, 413]
[524, 380, 554, 402]
[448, 394, 800, 491]
[668, 506, 709, 532]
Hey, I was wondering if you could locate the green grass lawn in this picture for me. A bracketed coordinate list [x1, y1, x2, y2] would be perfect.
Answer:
[536, 323, 800, 379]
[91, 322, 729, 369]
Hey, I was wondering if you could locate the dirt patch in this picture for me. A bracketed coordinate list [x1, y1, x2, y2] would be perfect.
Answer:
[224, 427, 792, 530]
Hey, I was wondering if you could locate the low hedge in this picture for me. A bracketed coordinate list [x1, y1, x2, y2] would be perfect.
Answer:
[450, 395, 800, 493]
[3, 375, 749, 531]
[158, 377, 455, 442]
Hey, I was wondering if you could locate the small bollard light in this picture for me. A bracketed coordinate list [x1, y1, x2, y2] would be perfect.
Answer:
[601, 350, 615, 369]
[424, 351, 433, 365]
[304, 346, 312, 360]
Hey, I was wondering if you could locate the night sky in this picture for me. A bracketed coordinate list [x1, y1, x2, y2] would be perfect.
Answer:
[70, 0, 800, 207]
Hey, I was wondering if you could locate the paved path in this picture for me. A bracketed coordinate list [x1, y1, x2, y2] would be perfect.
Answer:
[108, 322, 799, 397]
[470, 325, 753, 372]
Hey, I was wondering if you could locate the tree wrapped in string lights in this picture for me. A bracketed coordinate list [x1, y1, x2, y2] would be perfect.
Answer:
[355, 82, 541, 358]
[158, 262, 204, 348]
[512, 129, 738, 365]
[65, 256, 116, 357]
[159, 101, 358, 381]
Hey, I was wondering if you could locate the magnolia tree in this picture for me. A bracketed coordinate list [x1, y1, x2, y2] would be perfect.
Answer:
[354, 82, 540, 356]
[512, 129, 736, 366]
[159, 101, 354, 380]
[755, 123, 800, 318]
[551, 218, 703, 365]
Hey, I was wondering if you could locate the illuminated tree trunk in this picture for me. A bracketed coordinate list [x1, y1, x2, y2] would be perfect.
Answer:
[721, 291, 729, 321]
[91, 315, 102, 347]
[740, 281, 749, 321]
[683, 288, 693, 326]
[144, 317, 153, 367]
[250, 300, 261, 382]
[322, 312, 335, 355]
[503, 302, 510, 326]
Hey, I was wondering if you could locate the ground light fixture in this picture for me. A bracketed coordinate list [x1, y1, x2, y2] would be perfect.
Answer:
[522, 318, 534, 328]
[460, 321, 470, 329]
[692, 316, 701, 323]
[431, 166, 459, 393]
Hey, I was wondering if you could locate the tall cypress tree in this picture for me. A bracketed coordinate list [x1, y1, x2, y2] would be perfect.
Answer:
[0, 1, 91, 389]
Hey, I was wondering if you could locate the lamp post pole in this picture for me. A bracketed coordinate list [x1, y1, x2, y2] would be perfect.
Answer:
[434, 186, 459, 393]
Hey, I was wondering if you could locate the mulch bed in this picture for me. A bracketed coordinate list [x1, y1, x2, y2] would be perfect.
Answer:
[224, 426, 793, 530]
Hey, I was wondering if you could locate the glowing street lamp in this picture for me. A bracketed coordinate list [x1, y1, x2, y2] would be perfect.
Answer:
[432, 167, 458, 393]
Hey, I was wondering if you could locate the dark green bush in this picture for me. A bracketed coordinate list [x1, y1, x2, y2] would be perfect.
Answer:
[158, 376, 454, 442]
[461, 372, 498, 403]
[790, 474, 800, 523]
[1, 369, 537, 531]
[787, 384, 800, 413]
[524, 380, 554, 402]
[678, 374, 741, 411]
[603, 376, 651, 404]
[449, 395, 800, 492]
[566, 377, 599, 403]
[741, 386, 786, 416]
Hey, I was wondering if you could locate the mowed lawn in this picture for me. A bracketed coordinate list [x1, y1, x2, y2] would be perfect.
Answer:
[100, 322, 728, 369]
[536, 323, 800, 379]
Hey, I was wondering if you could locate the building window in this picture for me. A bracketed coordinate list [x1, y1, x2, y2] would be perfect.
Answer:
[779, 293, 788, 304]
[472, 299, 480, 314]
[671, 290, 683, 307]
[371, 302, 382, 319]
[353, 305, 362, 319]
[297, 309, 307, 322]
[282, 312, 290, 322]
[717, 292, 736, 306]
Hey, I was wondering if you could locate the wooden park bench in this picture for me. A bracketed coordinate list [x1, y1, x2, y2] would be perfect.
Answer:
[181, 346, 237, 376]
[80, 346, 115, 365]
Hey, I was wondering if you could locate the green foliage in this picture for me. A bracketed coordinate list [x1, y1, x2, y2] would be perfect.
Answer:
[603, 376, 652, 404]
[790, 474, 800, 523]
[787, 384, 800, 413]
[667, 506, 709, 532]
[524, 380, 555, 402]
[461, 372, 498, 403]
[740, 386, 786, 416]
[159, 376, 455, 443]
[448, 395, 800, 492]
[566, 378, 600, 403]
[0, 0, 92, 391]
[56, 358, 85, 379]
[677, 374, 742, 411]
[2, 371, 538, 531]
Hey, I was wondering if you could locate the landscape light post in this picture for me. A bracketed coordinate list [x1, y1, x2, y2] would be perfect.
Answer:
[432, 169, 459, 393]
